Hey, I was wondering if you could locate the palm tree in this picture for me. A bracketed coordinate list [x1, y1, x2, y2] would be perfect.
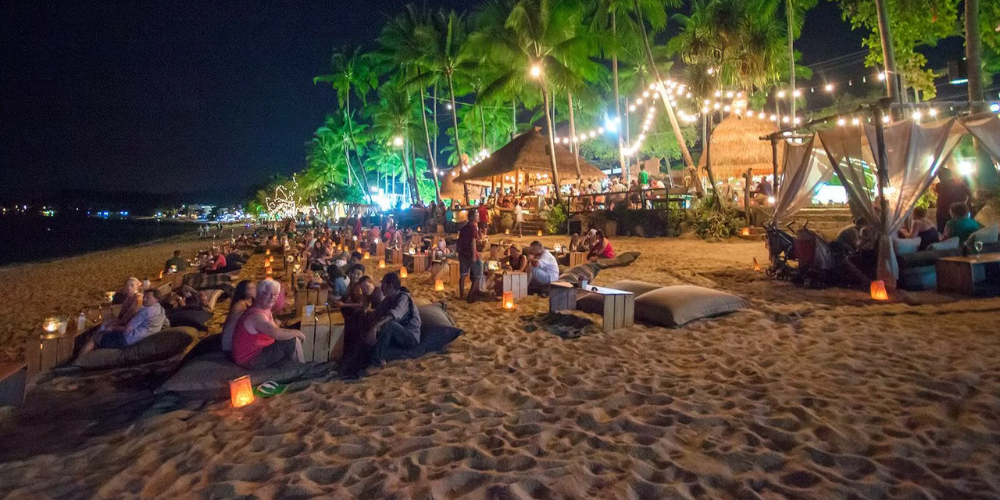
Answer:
[314, 47, 378, 202]
[372, 84, 422, 204]
[411, 10, 478, 201]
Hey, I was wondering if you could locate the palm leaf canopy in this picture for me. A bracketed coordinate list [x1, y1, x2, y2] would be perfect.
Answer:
[454, 128, 606, 183]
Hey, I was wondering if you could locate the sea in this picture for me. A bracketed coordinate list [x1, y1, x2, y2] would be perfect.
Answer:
[0, 215, 197, 267]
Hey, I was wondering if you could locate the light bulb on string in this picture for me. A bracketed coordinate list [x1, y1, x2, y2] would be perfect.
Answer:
[825, 84, 834, 92]
[777, 90, 786, 99]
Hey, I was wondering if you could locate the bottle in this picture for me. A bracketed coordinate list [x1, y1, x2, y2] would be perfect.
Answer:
[77, 311, 87, 332]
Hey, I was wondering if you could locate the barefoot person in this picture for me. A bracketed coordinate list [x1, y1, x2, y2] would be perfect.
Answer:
[82, 289, 167, 355]
[231, 278, 305, 369]
[364, 272, 421, 367]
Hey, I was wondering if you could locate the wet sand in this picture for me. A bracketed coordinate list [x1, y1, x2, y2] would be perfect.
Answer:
[2, 235, 1000, 499]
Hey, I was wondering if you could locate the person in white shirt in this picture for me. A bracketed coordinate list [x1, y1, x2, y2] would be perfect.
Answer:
[513, 202, 524, 237]
[527, 241, 560, 287]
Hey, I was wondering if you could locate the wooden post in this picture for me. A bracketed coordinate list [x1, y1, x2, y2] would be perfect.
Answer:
[745, 167, 753, 227]
[873, 99, 893, 289]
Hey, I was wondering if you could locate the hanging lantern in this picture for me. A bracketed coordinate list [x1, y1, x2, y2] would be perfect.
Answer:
[434, 279, 445, 291]
[400, 267, 408, 278]
[503, 291, 515, 310]
[229, 375, 255, 408]
[378, 258, 386, 269]
[870, 281, 889, 301]
[753, 258, 761, 272]
[266, 249, 271, 256]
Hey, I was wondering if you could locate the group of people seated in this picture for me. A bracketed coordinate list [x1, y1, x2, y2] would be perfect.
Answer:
[81, 277, 169, 355]
[566, 229, 615, 262]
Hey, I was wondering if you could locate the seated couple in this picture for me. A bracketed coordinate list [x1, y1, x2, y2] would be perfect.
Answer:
[82, 287, 168, 355]
[340, 272, 421, 371]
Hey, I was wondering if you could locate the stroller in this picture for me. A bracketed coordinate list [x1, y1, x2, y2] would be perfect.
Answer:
[764, 221, 797, 280]
[765, 221, 837, 287]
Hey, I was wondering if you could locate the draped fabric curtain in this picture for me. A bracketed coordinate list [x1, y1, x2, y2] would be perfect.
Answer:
[772, 136, 835, 225]
[960, 113, 1000, 164]
[818, 118, 960, 290]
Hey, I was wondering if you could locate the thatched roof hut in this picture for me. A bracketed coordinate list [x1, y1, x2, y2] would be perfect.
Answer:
[698, 115, 784, 180]
[453, 128, 606, 185]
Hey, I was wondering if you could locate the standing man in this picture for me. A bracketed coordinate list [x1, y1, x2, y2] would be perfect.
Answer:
[526, 241, 560, 289]
[478, 202, 490, 236]
[457, 209, 480, 299]
[934, 168, 972, 232]
[513, 201, 524, 237]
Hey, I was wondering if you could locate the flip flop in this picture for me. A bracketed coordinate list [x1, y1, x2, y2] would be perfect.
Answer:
[254, 381, 287, 398]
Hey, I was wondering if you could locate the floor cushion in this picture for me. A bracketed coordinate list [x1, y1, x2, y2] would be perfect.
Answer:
[893, 236, 922, 255]
[966, 222, 999, 250]
[577, 280, 663, 314]
[204, 289, 225, 311]
[166, 308, 213, 331]
[558, 263, 602, 286]
[155, 351, 310, 400]
[634, 285, 746, 327]
[75, 327, 196, 370]
[927, 237, 959, 251]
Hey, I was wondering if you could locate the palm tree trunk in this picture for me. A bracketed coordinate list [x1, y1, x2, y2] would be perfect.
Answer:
[612, 10, 627, 182]
[541, 87, 563, 203]
[478, 104, 487, 151]
[511, 100, 517, 140]
[703, 112, 721, 209]
[634, 0, 696, 173]
[567, 92, 582, 180]
[787, 0, 796, 124]
[419, 82, 442, 203]
[873, 0, 900, 102]
[447, 73, 469, 204]
[965, 0, 995, 188]
[344, 100, 374, 204]
[433, 83, 440, 164]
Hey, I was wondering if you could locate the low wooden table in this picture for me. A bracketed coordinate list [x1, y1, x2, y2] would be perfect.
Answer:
[301, 309, 345, 363]
[499, 271, 529, 300]
[549, 282, 635, 332]
[412, 253, 429, 273]
[936, 254, 1000, 296]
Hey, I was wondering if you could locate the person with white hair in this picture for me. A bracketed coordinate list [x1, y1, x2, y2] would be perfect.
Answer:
[230, 278, 305, 369]
[526, 241, 560, 287]
[104, 276, 143, 330]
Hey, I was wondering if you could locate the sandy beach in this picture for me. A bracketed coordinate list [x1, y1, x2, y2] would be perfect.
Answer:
[2, 235, 1000, 499]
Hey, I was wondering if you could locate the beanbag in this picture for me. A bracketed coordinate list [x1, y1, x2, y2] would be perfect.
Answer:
[633, 285, 746, 327]
[75, 327, 196, 370]
[927, 237, 959, 251]
[156, 351, 310, 400]
[166, 308, 213, 331]
[204, 289, 225, 311]
[558, 263, 601, 286]
[577, 280, 664, 314]
[893, 237, 922, 255]
[386, 304, 463, 361]
[595, 251, 641, 269]
[966, 222, 999, 250]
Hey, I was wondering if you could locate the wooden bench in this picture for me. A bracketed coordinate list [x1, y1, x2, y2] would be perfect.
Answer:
[0, 362, 27, 407]
[549, 282, 635, 332]
[294, 286, 330, 317]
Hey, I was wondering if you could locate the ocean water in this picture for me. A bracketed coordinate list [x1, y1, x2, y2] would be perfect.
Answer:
[0, 215, 195, 266]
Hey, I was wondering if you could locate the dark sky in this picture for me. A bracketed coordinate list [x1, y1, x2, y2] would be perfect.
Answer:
[0, 1, 962, 200]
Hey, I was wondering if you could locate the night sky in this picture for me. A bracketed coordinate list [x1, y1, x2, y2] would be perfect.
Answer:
[0, 1, 962, 201]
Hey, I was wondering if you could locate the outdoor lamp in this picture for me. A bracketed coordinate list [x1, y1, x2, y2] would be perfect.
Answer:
[530, 64, 542, 79]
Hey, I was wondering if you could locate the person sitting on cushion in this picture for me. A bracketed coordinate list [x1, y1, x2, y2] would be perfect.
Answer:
[105, 277, 143, 330]
[231, 278, 305, 369]
[201, 248, 227, 274]
[364, 272, 421, 367]
[221, 280, 256, 352]
[941, 202, 982, 245]
[164, 250, 188, 274]
[900, 206, 940, 250]
[83, 289, 167, 354]
[527, 241, 560, 287]
[505, 244, 529, 272]
[587, 229, 615, 261]
[328, 263, 349, 299]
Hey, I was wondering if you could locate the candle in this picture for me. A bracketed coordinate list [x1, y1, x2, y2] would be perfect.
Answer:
[229, 376, 255, 408]
[434, 279, 444, 291]
[503, 291, 515, 309]
[400, 267, 408, 278]
[378, 259, 386, 269]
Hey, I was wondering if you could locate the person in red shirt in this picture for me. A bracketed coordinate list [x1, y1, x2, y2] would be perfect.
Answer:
[933, 168, 971, 232]
[457, 209, 480, 299]
[231, 279, 305, 369]
[203, 248, 227, 273]
[587, 230, 615, 261]
[477, 203, 490, 235]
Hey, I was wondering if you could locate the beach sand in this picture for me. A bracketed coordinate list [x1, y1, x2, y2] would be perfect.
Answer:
[2, 235, 1000, 499]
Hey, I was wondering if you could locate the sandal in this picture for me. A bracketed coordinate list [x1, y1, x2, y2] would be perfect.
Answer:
[254, 381, 287, 398]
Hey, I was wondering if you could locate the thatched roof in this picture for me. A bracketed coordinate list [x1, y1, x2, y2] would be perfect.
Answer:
[698, 115, 784, 179]
[453, 128, 606, 184]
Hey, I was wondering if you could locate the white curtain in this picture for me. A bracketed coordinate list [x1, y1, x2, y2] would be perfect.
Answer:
[960, 112, 1000, 164]
[772, 136, 835, 225]
[818, 118, 960, 290]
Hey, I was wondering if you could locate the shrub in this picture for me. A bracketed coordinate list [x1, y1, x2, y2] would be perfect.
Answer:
[545, 204, 567, 235]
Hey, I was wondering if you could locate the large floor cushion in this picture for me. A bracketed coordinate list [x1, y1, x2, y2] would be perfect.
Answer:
[156, 351, 310, 399]
[558, 263, 601, 286]
[75, 327, 197, 370]
[634, 285, 746, 327]
[387, 305, 462, 362]
[967, 222, 999, 249]
[166, 308, 213, 331]
[577, 280, 664, 313]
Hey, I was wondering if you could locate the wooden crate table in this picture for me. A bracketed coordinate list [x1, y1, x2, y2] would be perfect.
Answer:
[498, 271, 529, 300]
[294, 285, 330, 317]
[300, 309, 345, 363]
[24, 327, 86, 381]
[549, 283, 635, 333]
[0, 362, 27, 407]
[569, 252, 586, 267]
[937, 254, 1000, 296]
[411, 253, 429, 273]
[375, 242, 387, 261]
[390, 248, 404, 265]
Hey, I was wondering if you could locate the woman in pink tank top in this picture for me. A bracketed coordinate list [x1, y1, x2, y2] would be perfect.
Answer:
[230, 279, 305, 369]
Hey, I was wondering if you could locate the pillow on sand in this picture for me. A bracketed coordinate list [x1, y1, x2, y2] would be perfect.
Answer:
[166, 308, 213, 331]
[156, 351, 310, 399]
[966, 222, 999, 249]
[634, 285, 746, 327]
[419, 303, 455, 330]
[893, 237, 922, 255]
[927, 237, 959, 251]
[577, 280, 664, 314]
[204, 289, 224, 311]
[75, 327, 196, 370]
[595, 251, 641, 269]
[558, 263, 601, 286]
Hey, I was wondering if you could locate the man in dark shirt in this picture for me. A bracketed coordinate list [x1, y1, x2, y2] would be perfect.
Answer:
[164, 250, 188, 273]
[934, 168, 971, 232]
[457, 209, 480, 299]
[366, 272, 420, 366]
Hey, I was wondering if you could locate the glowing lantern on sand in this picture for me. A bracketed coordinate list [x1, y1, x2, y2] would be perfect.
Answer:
[378, 258, 386, 269]
[266, 249, 271, 256]
[505, 229, 510, 235]
[363, 251, 370, 260]
[753, 258, 761, 272]
[741, 227, 751, 237]
[870, 281, 889, 301]
[400, 267, 408, 278]
[503, 291, 515, 310]
[537, 230, 543, 236]
[229, 375, 254, 408]
[434, 279, 445, 291]
[269, 255, 275, 264]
